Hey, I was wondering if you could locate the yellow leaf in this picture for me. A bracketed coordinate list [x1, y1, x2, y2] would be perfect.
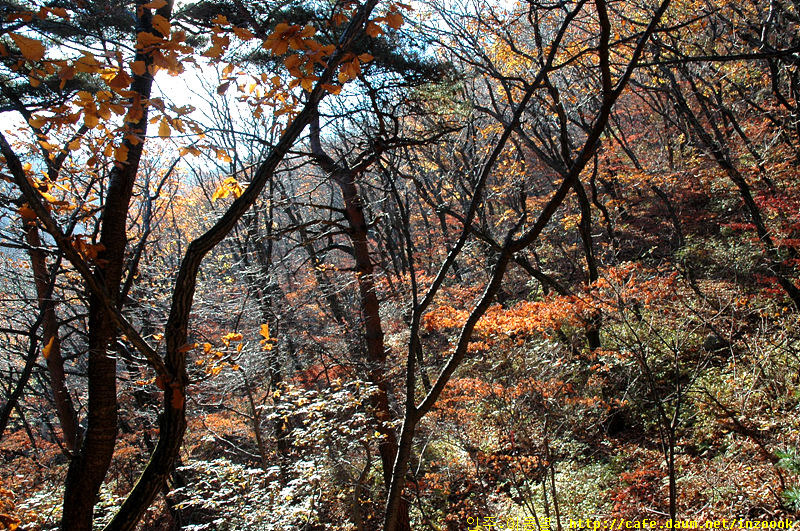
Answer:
[158, 118, 171, 137]
[211, 184, 228, 201]
[40, 191, 60, 203]
[42, 336, 55, 359]
[151, 14, 170, 36]
[10, 33, 45, 61]
[179, 145, 201, 156]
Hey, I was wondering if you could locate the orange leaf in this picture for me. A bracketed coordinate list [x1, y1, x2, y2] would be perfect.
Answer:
[114, 144, 129, 163]
[0, 513, 21, 530]
[107, 69, 132, 90]
[42, 336, 55, 359]
[18, 205, 36, 221]
[151, 14, 170, 36]
[284, 54, 302, 70]
[222, 332, 244, 342]
[28, 115, 46, 128]
[260, 323, 270, 340]
[49, 7, 69, 18]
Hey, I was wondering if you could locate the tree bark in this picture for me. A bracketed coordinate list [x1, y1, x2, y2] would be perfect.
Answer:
[24, 224, 79, 452]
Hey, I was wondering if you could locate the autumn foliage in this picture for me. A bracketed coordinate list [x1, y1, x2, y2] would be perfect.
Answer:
[1, 0, 800, 529]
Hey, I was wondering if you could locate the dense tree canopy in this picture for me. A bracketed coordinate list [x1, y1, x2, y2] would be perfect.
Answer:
[1, 0, 800, 529]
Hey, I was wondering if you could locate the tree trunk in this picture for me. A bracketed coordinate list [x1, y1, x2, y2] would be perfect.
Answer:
[24, 224, 79, 452]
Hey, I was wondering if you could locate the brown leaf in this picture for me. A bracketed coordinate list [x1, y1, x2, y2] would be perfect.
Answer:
[131, 60, 146, 76]
[10, 33, 45, 61]
[366, 21, 382, 37]
[386, 12, 404, 29]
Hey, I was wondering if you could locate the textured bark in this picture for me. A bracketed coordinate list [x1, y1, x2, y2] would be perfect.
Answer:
[574, 179, 602, 350]
[61, 2, 174, 527]
[24, 224, 78, 452]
